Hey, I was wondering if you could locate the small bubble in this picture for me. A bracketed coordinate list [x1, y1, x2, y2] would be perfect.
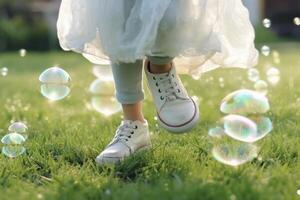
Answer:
[297, 189, 300, 195]
[8, 122, 28, 139]
[247, 68, 260, 82]
[272, 51, 281, 64]
[294, 17, 300, 26]
[1, 67, 8, 76]
[266, 67, 280, 85]
[37, 194, 44, 199]
[262, 18, 271, 28]
[19, 49, 27, 57]
[261, 45, 271, 56]
[254, 80, 268, 95]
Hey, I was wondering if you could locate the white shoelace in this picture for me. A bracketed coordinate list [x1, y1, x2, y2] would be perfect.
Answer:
[111, 121, 137, 144]
[154, 73, 180, 102]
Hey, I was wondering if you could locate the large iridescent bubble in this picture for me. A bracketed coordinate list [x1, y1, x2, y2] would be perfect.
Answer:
[220, 89, 270, 115]
[221, 115, 272, 143]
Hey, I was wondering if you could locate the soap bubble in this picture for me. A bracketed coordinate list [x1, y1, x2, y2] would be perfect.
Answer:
[92, 65, 114, 81]
[262, 18, 271, 28]
[266, 67, 280, 85]
[209, 126, 225, 138]
[222, 115, 257, 142]
[220, 89, 270, 115]
[261, 45, 271, 56]
[272, 51, 281, 64]
[294, 17, 300, 26]
[247, 68, 260, 82]
[89, 79, 115, 96]
[221, 115, 272, 143]
[1, 67, 8, 76]
[219, 77, 225, 88]
[89, 79, 121, 116]
[90, 96, 122, 116]
[2, 146, 26, 158]
[8, 122, 28, 140]
[39, 67, 71, 101]
[212, 139, 258, 166]
[19, 49, 27, 57]
[254, 80, 268, 95]
[1, 133, 26, 145]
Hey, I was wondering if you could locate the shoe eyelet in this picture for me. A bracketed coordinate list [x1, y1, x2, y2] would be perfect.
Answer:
[172, 74, 175, 78]
[177, 89, 181, 93]
[125, 139, 128, 141]
[128, 136, 131, 138]
[135, 125, 138, 129]
[160, 96, 164, 100]
[155, 82, 159, 87]
[152, 77, 156, 80]
[158, 89, 161, 93]
[131, 131, 134, 134]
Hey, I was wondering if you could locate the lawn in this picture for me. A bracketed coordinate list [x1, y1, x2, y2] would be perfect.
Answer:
[0, 43, 300, 200]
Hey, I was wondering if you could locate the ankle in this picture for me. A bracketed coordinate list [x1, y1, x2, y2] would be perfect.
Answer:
[149, 62, 172, 74]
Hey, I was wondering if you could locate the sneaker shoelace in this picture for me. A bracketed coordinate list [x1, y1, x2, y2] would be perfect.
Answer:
[153, 73, 181, 102]
[111, 121, 137, 144]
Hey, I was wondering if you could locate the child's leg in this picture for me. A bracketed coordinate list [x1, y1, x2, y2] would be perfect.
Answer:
[147, 56, 173, 74]
[96, 60, 151, 165]
[111, 60, 145, 122]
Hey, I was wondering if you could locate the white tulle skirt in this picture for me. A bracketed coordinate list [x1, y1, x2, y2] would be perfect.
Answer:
[57, 0, 258, 75]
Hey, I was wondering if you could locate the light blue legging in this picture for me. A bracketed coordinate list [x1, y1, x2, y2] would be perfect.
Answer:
[111, 56, 173, 104]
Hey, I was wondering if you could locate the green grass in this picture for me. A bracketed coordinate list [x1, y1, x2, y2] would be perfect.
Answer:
[0, 45, 300, 200]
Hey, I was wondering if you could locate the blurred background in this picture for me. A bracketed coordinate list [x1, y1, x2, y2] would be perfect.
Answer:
[0, 0, 299, 52]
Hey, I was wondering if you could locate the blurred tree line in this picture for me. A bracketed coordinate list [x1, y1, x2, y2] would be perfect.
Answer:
[0, 0, 59, 51]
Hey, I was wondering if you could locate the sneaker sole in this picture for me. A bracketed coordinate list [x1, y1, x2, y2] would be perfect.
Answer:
[157, 98, 200, 133]
[95, 144, 152, 165]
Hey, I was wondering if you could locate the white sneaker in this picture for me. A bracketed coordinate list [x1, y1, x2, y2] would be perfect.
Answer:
[145, 61, 199, 133]
[95, 120, 151, 165]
